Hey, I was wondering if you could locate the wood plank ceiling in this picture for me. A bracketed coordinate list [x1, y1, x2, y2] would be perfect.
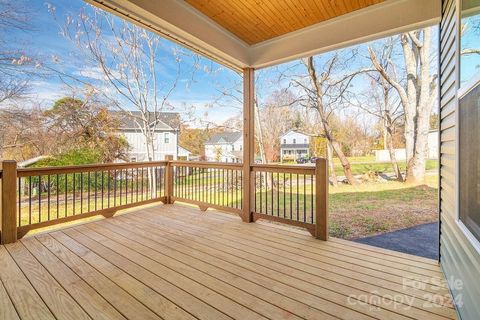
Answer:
[184, 0, 385, 45]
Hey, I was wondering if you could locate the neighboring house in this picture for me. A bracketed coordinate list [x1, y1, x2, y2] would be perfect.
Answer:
[114, 111, 182, 161]
[280, 130, 310, 162]
[177, 146, 193, 160]
[204, 132, 243, 162]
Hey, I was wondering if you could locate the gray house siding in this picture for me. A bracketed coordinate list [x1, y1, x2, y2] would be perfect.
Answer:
[440, 0, 480, 319]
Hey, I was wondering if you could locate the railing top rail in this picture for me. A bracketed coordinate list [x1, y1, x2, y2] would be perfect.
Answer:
[170, 160, 243, 169]
[251, 163, 316, 174]
[17, 161, 168, 177]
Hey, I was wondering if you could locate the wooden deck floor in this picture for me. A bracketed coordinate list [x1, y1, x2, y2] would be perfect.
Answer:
[0, 203, 456, 320]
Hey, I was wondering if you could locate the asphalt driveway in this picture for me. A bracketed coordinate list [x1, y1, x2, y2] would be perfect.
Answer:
[354, 222, 439, 260]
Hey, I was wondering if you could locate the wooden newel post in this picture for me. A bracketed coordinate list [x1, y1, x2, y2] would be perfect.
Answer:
[1, 161, 17, 244]
[164, 155, 174, 204]
[315, 158, 329, 241]
[242, 68, 255, 223]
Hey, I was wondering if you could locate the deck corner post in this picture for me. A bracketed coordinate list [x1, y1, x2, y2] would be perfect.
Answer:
[1, 160, 17, 244]
[315, 158, 328, 241]
[242, 67, 255, 223]
[164, 155, 174, 204]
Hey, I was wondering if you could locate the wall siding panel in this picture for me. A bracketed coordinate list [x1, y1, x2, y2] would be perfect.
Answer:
[439, 0, 480, 319]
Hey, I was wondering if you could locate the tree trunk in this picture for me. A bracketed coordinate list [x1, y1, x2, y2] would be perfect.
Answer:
[327, 140, 338, 186]
[254, 100, 267, 164]
[330, 138, 358, 185]
[386, 128, 404, 182]
[305, 56, 358, 185]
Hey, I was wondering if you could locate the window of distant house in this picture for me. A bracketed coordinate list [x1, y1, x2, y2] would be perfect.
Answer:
[164, 132, 170, 144]
[304, 138, 307, 143]
[283, 139, 286, 144]
[293, 139, 296, 144]
[130, 157, 137, 162]
[460, 0, 480, 87]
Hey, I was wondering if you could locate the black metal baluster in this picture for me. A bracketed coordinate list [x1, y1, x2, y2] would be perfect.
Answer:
[56, 174, 59, 219]
[80, 172, 83, 214]
[114, 170, 117, 206]
[47, 175, 51, 221]
[136, 168, 139, 203]
[101, 171, 105, 210]
[28, 176, 32, 224]
[72, 173, 76, 216]
[271, 172, 274, 215]
[226, 169, 229, 207]
[125, 169, 129, 203]
[95, 171, 98, 210]
[119, 170, 122, 205]
[289, 173, 292, 219]
[277, 172, 280, 217]
[107, 170, 111, 208]
[140, 168, 144, 201]
[131, 168, 134, 203]
[38, 175, 42, 223]
[283, 173, 286, 218]
[311, 174, 314, 224]
[88, 172, 91, 212]
[259, 172, 262, 213]
[254, 172, 257, 213]
[296, 173, 299, 221]
[18, 177, 21, 227]
[303, 174, 306, 222]
[64, 174, 67, 217]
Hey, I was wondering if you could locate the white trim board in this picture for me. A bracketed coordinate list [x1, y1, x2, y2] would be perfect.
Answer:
[87, 0, 441, 70]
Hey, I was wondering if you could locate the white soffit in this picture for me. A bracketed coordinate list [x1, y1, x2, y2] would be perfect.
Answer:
[87, 0, 441, 71]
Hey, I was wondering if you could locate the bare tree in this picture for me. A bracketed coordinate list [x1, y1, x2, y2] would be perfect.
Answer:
[353, 74, 404, 181]
[58, 7, 185, 161]
[256, 89, 297, 163]
[0, 1, 34, 105]
[294, 54, 358, 185]
[369, 28, 437, 184]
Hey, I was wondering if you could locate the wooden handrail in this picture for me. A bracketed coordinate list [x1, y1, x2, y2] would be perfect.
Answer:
[170, 160, 243, 169]
[251, 163, 315, 174]
[17, 161, 168, 177]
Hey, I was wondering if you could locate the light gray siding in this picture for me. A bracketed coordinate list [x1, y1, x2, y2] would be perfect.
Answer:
[440, 0, 480, 319]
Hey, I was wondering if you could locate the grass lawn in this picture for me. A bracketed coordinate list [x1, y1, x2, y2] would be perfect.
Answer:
[332, 159, 438, 177]
[329, 174, 438, 239]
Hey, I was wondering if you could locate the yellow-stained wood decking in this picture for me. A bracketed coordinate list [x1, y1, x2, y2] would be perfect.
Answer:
[0, 203, 456, 320]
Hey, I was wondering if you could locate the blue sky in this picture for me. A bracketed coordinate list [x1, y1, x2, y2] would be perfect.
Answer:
[3, 1, 442, 128]
[5, 0, 242, 126]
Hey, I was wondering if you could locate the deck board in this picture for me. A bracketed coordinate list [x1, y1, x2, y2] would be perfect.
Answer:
[0, 203, 456, 320]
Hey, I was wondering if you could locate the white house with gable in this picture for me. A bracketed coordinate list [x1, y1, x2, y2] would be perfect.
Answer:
[204, 132, 243, 162]
[115, 111, 186, 161]
[280, 130, 310, 162]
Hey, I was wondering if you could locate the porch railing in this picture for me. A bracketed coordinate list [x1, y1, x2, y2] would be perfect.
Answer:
[0, 158, 328, 244]
[170, 161, 244, 215]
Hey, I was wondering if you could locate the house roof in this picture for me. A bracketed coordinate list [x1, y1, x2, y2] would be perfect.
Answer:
[280, 130, 309, 139]
[113, 111, 180, 131]
[205, 132, 242, 145]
